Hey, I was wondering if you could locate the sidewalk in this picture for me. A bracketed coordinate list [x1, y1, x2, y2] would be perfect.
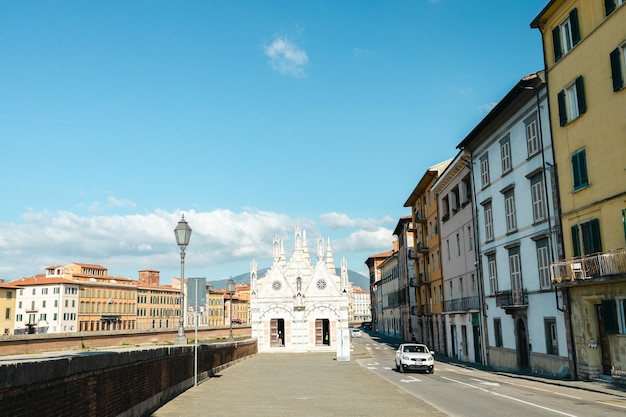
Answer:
[151, 345, 448, 417]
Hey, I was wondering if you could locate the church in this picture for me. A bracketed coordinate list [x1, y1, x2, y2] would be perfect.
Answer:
[250, 224, 350, 352]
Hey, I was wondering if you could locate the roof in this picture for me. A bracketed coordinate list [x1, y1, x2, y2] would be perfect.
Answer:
[530, 1, 557, 29]
[11, 276, 78, 286]
[456, 71, 545, 150]
[403, 159, 452, 207]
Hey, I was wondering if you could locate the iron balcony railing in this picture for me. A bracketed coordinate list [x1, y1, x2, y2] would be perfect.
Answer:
[443, 296, 481, 312]
[550, 248, 626, 283]
[495, 289, 528, 308]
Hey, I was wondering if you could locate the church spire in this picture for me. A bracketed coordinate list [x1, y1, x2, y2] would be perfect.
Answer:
[341, 257, 348, 291]
[325, 237, 336, 274]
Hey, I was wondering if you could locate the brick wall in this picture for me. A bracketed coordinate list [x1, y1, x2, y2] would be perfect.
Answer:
[0, 340, 257, 417]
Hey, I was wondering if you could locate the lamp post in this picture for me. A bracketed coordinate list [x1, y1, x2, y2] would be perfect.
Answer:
[174, 215, 192, 345]
[227, 277, 235, 341]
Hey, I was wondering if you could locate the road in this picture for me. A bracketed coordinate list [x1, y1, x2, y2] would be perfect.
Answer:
[352, 333, 626, 417]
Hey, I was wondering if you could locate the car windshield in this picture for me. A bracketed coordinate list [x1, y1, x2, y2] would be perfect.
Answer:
[403, 345, 426, 353]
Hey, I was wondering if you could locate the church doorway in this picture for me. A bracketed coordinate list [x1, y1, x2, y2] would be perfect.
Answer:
[315, 319, 330, 346]
[270, 319, 285, 347]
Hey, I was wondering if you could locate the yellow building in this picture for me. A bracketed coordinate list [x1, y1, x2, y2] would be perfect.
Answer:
[404, 159, 451, 352]
[0, 282, 18, 335]
[62, 263, 137, 331]
[134, 269, 180, 330]
[532, 0, 626, 382]
[208, 289, 225, 327]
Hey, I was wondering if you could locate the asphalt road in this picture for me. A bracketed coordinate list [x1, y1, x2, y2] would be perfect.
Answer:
[355, 333, 626, 417]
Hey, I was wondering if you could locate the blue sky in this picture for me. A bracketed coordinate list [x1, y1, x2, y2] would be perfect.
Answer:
[0, 0, 548, 284]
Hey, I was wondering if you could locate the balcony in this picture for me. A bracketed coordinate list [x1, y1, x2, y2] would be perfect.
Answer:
[417, 241, 429, 253]
[550, 248, 626, 284]
[415, 211, 427, 224]
[444, 296, 481, 312]
[496, 289, 528, 312]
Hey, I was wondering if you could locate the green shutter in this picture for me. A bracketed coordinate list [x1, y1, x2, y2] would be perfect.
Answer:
[571, 224, 581, 257]
[558, 90, 567, 126]
[590, 218, 602, 253]
[570, 8, 581, 46]
[576, 76, 586, 114]
[610, 48, 624, 92]
[552, 27, 562, 62]
[601, 300, 618, 334]
[622, 208, 626, 243]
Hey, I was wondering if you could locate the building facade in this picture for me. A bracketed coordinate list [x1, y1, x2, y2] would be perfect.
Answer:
[457, 72, 569, 376]
[432, 150, 484, 364]
[0, 282, 18, 335]
[365, 250, 393, 332]
[249, 225, 350, 352]
[393, 216, 417, 342]
[532, 0, 626, 382]
[378, 246, 400, 338]
[404, 159, 451, 353]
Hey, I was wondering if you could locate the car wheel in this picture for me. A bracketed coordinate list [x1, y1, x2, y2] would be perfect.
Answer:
[395, 363, 400, 372]
[399, 364, 404, 373]
[429, 368, 434, 374]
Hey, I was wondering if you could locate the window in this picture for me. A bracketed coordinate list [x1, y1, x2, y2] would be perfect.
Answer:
[605, 0, 626, 16]
[42, 288, 48, 295]
[468, 225, 473, 251]
[494, 318, 503, 347]
[509, 247, 522, 293]
[536, 238, 551, 289]
[504, 190, 517, 233]
[558, 76, 586, 126]
[525, 114, 539, 157]
[5, 308, 10, 320]
[484, 202, 494, 242]
[600, 299, 626, 335]
[5, 291, 11, 299]
[610, 43, 626, 92]
[487, 254, 498, 294]
[571, 218, 602, 257]
[552, 8, 580, 61]
[544, 318, 559, 354]
[500, 136, 512, 174]
[480, 153, 490, 187]
[446, 240, 451, 261]
[530, 173, 547, 223]
[571, 148, 589, 190]
[456, 233, 461, 256]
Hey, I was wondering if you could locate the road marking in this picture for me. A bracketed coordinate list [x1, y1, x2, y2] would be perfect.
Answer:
[367, 362, 379, 366]
[441, 376, 579, 417]
[400, 375, 422, 383]
[598, 400, 626, 410]
[470, 378, 500, 386]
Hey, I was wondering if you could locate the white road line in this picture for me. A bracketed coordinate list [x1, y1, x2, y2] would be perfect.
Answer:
[441, 376, 579, 417]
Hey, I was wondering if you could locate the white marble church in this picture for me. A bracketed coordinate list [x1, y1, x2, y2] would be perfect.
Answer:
[250, 224, 350, 352]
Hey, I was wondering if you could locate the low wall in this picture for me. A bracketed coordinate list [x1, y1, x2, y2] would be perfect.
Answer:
[0, 326, 251, 356]
[0, 339, 257, 417]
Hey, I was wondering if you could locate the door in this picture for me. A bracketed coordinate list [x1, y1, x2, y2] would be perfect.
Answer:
[451, 325, 457, 358]
[595, 304, 612, 375]
[315, 319, 330, 346]
[515, 317, 530, 371]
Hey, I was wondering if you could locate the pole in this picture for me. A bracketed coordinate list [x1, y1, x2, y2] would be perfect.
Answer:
[229, 292, 234, 341]
[174, 248, 187, 345]
[194, 279, 198, 387]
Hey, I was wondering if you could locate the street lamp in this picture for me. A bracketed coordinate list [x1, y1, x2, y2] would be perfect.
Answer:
[174, 215, 192, 345]
[227, 277, 235, 341]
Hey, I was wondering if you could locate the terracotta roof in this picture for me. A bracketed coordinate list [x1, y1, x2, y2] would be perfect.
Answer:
[11, 276, 78, 286]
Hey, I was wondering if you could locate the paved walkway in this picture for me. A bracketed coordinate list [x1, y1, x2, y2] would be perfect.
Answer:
[151, 346, 447, 417]
[152, 338, 626, 417]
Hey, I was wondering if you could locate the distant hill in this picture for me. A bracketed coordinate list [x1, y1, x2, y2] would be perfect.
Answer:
[209, 268, 369, 291]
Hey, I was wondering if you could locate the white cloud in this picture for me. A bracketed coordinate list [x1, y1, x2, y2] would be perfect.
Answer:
[0, 209, 390, 283]
[319, 212, 395, 230]
[264, 35, 308, 78]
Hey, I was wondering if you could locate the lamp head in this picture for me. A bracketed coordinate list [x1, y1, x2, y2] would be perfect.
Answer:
[174, 215, 192, 250]
[227, 277, 235, 293]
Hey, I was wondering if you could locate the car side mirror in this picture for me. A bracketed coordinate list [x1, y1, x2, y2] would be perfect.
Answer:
[430, 351, 435, 355]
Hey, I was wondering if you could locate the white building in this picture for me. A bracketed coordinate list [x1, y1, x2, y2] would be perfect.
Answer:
[457, 72, 569, 376]
[13, 266, 79, 334]
[433, 150, 484, 364]
[379, 248, 400, 339]
[351, 287, 371, 322]
[250, 224, 350, 352]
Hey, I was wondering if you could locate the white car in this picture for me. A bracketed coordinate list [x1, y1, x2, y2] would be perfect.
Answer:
[395, 343, 435, 374]
[350, 328, 362, 338]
